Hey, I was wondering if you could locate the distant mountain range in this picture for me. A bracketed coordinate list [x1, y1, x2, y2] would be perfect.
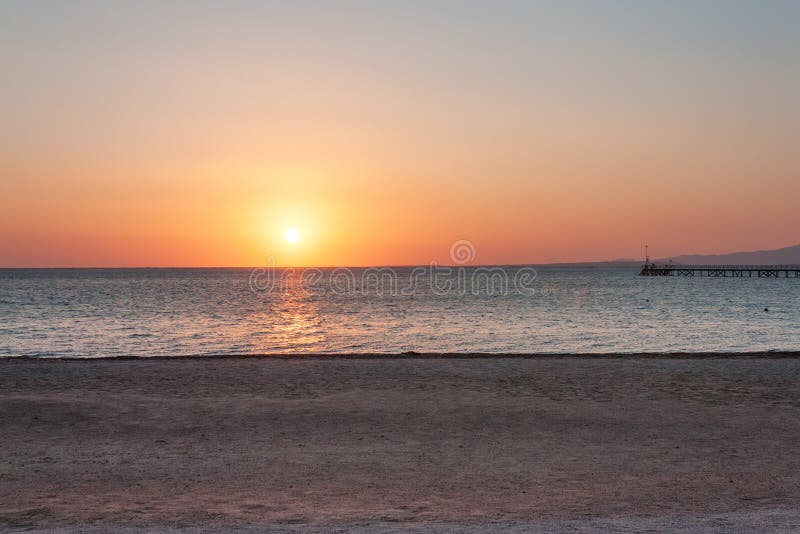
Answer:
[543, 244, 800, 267]
[655, 244, 800, 266]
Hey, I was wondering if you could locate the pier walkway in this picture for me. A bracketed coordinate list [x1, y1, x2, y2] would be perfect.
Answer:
[640, 264, 800, 277]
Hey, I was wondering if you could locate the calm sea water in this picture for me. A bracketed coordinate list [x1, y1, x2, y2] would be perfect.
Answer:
[1, 267, 798, 357]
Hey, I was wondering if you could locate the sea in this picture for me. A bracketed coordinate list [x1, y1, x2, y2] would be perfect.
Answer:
[1, 267, 798, 358]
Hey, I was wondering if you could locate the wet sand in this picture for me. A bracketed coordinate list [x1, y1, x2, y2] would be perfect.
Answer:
[2, 356, 800, 532]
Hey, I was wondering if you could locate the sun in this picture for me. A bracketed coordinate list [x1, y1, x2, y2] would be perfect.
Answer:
[285, 227, 301, 243]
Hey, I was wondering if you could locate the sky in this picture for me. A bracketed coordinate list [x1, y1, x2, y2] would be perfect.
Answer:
[1, 0, 798, 267]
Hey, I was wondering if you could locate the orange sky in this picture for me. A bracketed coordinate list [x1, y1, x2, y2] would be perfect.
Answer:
[1, 2, 798, 267]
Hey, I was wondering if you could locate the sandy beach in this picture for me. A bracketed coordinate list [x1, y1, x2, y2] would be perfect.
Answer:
[2, 356, 800, 532]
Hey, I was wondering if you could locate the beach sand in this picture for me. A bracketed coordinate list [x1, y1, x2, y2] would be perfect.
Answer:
[2, 356, 800, 532]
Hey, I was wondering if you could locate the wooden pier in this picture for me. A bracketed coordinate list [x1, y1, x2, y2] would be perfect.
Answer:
[640, 264, 800, 277]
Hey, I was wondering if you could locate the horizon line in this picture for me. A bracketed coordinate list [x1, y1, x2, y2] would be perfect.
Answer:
[0, 262, 641, 270]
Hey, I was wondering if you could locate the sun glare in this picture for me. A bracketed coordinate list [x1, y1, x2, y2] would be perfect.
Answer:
[285, 228, 301, 244]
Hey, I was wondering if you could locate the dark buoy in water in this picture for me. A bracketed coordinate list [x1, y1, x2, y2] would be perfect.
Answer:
[764, 307, 769, 312]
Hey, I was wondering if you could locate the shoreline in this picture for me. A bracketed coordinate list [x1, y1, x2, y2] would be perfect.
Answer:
[3, 350, 800, 361]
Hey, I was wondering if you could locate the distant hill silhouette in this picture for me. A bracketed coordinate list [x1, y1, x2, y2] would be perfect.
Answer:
[536, 244, 800, 267]
[656, 244, 800, 265]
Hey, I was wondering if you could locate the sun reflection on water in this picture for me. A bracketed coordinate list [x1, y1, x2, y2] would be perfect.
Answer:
[253, 274, 325, 352]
